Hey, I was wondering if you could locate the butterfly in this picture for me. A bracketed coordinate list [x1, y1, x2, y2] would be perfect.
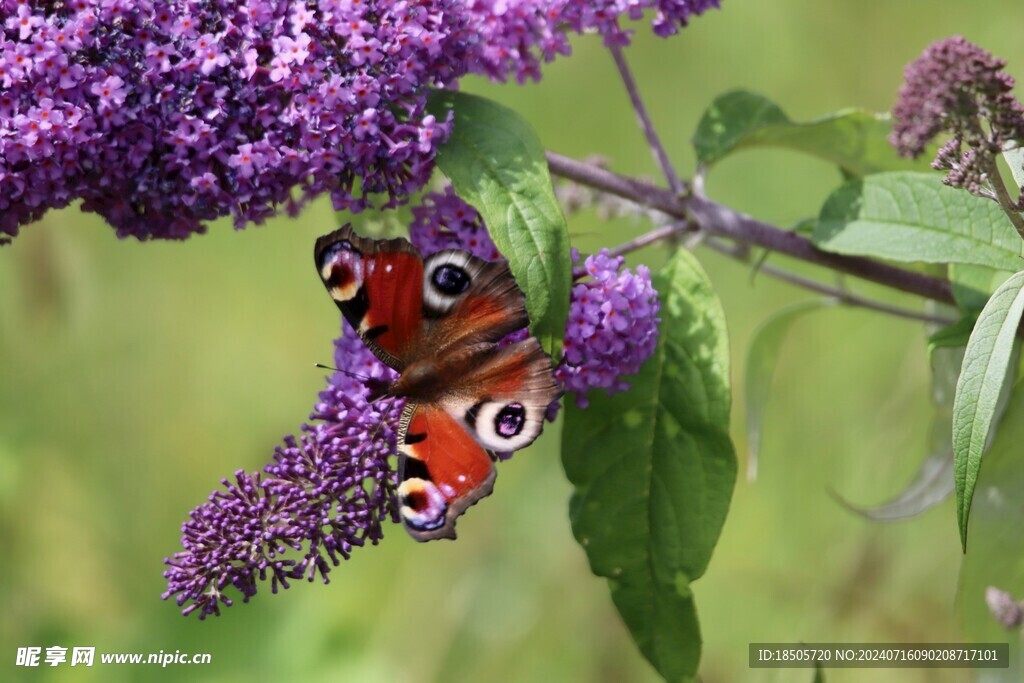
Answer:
[314, 225, 561, 541]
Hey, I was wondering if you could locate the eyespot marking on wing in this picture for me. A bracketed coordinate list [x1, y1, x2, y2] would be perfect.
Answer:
[398, 478, 447, 532]
[432, 263, 471, 295]
[423, 251, 478, 317]
[318, 239, 365, 303]
[463, 398, 548, 452]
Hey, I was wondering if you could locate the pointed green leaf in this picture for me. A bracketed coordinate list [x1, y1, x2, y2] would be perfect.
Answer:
[744, 298, 837, 480]
[958, 380, 1024, 681]
[562, 250, 736, 683]
[814, 172, 1024, 271]
[953, 270, 1024, 550]
[692, 90, 931, 176]
[428, 90, 571, 359]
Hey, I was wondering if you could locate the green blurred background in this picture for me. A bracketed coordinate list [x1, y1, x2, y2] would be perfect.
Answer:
[3, 1, 1024, 681]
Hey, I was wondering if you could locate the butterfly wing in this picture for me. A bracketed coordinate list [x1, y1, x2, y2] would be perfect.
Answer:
[419, 249, 529, 352]
[314, 224, 425, 370]
[397, 402, 496, 541]
[440, 337, 562, 452]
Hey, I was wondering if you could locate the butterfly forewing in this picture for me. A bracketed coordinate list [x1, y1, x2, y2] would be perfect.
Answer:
[314, 225, 424, 370]
[420, 250, 529, 352]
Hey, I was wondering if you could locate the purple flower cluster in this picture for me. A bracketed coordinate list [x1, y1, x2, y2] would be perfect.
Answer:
[411, 189, 660, 405]
[2, 0, 721, 244]
[1, 0, 466, 243]
[408, 185, 503, 260]
[466, 0, 722, 83]
[891, 36, 1024, 200]
[558, 249, 660, 407]
[163, 324, 402, 619]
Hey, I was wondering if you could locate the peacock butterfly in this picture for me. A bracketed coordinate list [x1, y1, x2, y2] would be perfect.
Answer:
[314, 225, 561, 541]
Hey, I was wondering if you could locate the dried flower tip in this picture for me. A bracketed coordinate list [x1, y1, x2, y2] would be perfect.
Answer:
[891, 36, 1024, 159]
[985, 586, 1024, 629]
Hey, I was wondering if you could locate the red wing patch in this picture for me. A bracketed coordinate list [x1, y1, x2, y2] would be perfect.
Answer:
[359, 249, 423, 364]
[314, 225, 424, 369]
[396, 403, 496, 541]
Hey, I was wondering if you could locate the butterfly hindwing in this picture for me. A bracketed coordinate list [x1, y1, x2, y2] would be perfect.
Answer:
[397, 403, 496, 541]
[314, 224, 424, 369]
[440, 337, 561, 452]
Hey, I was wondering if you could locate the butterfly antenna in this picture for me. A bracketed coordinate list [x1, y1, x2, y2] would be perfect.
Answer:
[314, 362, 373, 383]
[316, 362, 396, 443]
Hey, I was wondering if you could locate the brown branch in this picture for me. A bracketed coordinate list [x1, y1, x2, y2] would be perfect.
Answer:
[546, 151, 956, 306]
[608, 44, 685, 195]
[593, 223, 956, 326]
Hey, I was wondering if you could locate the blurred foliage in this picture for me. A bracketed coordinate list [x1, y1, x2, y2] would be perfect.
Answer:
[3, 1, 1024, 681]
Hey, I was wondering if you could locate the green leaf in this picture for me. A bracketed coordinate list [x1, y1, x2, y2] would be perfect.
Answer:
[744, 298, 837, 480]
[561, 250, 736, 683]
[953, 270, 1024, 551]
[814, 172, 1024, 271]
[1004, 146, 1024, 192]
[958, 380, 1024, 681]
[928, 316, 977, 353]
[692, 90, 931, 176]
[428, 90, 571, 359]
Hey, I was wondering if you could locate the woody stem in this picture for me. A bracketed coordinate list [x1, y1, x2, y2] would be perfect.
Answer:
[546, 150, 955, 307]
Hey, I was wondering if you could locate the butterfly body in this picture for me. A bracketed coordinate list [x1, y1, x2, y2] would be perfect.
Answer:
[315, 225, 560, 541]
